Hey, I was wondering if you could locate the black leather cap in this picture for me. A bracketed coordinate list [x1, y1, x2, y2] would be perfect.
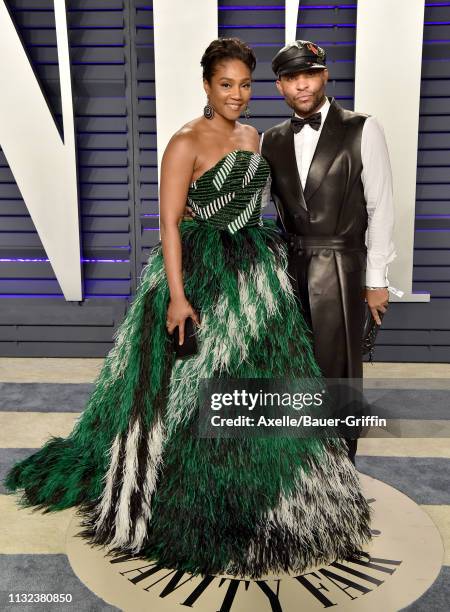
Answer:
[272, 40, 327, 77]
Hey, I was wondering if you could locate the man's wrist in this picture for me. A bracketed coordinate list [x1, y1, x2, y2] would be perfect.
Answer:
[366, 267, 389, 288]
[366, 285, 388, 290]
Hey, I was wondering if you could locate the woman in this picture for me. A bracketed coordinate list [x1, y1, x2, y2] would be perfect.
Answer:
[4, 38, 371, 579]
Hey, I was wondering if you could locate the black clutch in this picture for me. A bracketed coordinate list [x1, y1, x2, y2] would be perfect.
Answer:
[362, 305, 385, 360]
[172, 316, 199, 358]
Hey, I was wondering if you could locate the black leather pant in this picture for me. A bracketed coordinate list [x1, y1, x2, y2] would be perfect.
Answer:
[286, 241, 361, 465]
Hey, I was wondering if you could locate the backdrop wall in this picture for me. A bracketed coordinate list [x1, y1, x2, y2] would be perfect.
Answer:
[0, 0, 449, 361]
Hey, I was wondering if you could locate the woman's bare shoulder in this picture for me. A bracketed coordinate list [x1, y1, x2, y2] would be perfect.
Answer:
[164, 118, 205, 159]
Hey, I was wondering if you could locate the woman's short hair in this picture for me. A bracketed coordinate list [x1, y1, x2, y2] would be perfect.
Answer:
[201, 38, 256, 82]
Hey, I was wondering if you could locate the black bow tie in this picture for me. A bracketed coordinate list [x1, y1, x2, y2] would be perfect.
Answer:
[290, 112, 322, 133]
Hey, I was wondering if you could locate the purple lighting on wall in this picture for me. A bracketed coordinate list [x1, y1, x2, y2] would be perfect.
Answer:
[217, 2, 450, 7]
[218, 3, 358, 8]
[0, 294, 131, 299]
[0, 258, 130, 263]
[0, 258, 49, 262]
[218, 23, 357, 28]
[83, 258, 130, 262]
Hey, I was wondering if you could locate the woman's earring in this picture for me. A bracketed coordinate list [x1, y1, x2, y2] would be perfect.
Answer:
[203, 99, 214, 120]
[244, 104, 250, 119]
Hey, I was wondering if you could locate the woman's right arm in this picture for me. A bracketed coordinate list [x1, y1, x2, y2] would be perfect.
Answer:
[159, 133, 200, 345]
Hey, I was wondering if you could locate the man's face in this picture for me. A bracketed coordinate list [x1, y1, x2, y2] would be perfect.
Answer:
[276, 68, 328, 117]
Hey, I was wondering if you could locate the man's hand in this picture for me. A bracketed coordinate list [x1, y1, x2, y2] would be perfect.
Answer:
[365, 287, 389, 325]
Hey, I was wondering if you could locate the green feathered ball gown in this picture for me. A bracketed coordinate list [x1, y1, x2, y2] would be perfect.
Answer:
[3, 150, 372, 579]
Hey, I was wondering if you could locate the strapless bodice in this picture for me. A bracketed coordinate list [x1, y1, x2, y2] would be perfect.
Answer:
[187, 149, 270, 234]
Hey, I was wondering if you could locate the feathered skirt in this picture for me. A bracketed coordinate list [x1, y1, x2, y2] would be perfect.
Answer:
[3, 218, 372, 578]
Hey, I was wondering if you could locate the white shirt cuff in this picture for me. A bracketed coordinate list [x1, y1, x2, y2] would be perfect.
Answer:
[366, 267, 389, 287]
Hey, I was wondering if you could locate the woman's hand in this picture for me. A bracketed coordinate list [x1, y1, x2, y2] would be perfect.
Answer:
[166, 297, 200, 345]
[184, 205, 195, 219]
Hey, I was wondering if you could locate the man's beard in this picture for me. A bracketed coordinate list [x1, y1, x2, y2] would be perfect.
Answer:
[289, 91, 326, 117]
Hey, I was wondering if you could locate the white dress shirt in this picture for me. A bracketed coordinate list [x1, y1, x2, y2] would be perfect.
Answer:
[260, 97, 396, 288]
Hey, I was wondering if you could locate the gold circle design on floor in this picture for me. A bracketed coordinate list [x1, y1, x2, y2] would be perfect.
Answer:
[66, 474, 444, 612]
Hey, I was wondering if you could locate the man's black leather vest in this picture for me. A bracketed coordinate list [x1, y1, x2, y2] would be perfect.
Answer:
[261, 96, 369, 243]
[261, 96, 371, 380]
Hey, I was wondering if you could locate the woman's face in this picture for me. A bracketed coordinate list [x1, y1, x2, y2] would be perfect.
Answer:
[203, 59, 252, 120]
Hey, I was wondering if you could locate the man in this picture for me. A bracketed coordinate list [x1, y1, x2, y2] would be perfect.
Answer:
[261, 40, 396, 463]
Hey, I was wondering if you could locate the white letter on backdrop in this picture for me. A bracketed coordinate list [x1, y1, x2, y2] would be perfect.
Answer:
[153, 0, 218, 228]
[289, 1, 427, 302]
[0, 0, 81, 300]
[355, 0, 428, 302]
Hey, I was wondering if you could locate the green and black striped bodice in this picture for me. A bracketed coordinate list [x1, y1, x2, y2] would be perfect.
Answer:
[187, 149, 270, 234]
